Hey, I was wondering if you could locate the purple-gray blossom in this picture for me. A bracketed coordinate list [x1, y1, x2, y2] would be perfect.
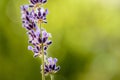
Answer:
[30, 0, 47, 5]
[21, 5, 37, 30]
[42, 57, 60, 75]
[33, 7, 48, 23]
[28, 29, 52, 57]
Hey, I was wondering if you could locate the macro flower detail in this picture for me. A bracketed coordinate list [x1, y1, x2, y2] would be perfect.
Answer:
[43, 57, 60, 75]
[34, 7, 48, 23]
[29, 0, 47, 8]
[20, 0, 60, 80]
[21, 5, 37, 31]
[30, 0, 47, 5]
[27, 28, 52, 57]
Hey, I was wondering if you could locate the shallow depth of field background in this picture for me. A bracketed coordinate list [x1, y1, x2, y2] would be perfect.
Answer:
[0, 0, 120, 80]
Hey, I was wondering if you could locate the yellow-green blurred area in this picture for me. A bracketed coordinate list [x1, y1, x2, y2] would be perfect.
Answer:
[0, 0, 120, 80]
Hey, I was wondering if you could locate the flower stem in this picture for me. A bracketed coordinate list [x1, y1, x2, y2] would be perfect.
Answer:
[42, 43, 45, 80]
[40, 23, 45, 80]
[50, 74, 54, 80]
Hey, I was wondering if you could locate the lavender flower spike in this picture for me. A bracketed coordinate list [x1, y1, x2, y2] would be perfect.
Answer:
[20, 0, 60, 80]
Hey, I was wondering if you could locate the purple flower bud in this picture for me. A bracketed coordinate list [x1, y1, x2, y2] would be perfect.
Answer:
[34, 53, 39, 57]
[44, 46, 47, 50]
[47, 40, 52, 45]
[55, 66, 60, 71]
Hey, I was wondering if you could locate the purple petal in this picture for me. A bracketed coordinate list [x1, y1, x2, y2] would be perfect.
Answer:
[53, 58, 58, 63]
[33, 53, 39, 57]
[21, 5, 28, 11]
[45, 9, 48, 14]
[48, 57, 53, 64]
[42, 31, 47, 37]
[55, 66, 60, 71]
[28, 46, 33, 50]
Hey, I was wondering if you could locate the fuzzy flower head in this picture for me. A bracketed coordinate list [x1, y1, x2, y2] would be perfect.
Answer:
[29, 0, 47, 8]
[42, 57, 60, 75]
[33, 7, 48, 23]
[21, 5, 48, 31]
[21, 5, 37, 31]
[30, 0, 47, 5]
[28, 29, 52, 57]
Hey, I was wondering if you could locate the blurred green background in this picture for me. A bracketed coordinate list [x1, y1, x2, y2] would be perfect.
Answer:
[0, 0, 120, 80]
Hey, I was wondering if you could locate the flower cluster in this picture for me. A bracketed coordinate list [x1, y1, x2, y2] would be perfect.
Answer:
[27, 28, 52, 57]
[20, 0, 60, 78]
[43, 57, 60, 75]
[29, 0, 47, 7]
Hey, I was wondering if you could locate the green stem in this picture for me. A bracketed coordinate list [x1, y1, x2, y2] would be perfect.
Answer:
[50, 75, 54, 80]
[42, 43, 45, 80]
[40, 23, 45, 80]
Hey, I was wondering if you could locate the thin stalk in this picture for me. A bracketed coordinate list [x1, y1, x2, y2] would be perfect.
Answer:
[42, 42, 45, 80]
[50, 74, 54, 80]
[40, 23, 45, 80]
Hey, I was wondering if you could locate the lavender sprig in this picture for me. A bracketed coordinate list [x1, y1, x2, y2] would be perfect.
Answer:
[20, 0, 60, 80]
[43, 57, 60, 75]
